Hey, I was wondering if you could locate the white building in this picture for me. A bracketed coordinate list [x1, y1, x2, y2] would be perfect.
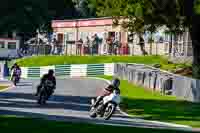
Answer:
[0, 38, 20, 58]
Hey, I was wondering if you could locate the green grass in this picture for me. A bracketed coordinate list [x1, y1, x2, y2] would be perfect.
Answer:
[102, 76, 200, 128]
[0, 116, 193, 133]
[14, 55, 191, 72]
[15, 55, 162, 66]
[157, 56, 192, 73]
[0, 86, 7, 91]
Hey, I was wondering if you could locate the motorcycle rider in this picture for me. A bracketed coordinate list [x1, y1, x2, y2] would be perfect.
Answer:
[93, 78, 120, 108]
[10, 63, 21, 81]
[11, 63, 18, 71]
[35, 69, 56, 96]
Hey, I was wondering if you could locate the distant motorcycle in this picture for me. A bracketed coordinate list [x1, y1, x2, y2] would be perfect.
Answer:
[11, 69, 20, 86]
[37, 80, 54, 105]
[89, 90, 121, 120]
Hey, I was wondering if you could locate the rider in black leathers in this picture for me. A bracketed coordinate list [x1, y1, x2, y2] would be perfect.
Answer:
[93, 78, 120, 108]
[35, 69, 56, 96]
[10, 63, 21, 82]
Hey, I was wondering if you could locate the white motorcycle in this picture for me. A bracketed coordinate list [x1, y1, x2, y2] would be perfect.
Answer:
[89, 90, 121, 120]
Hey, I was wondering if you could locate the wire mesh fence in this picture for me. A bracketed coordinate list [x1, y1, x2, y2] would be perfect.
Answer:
[21, 41, 193, 57]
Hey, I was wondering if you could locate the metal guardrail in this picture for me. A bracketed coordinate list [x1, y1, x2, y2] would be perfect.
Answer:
[114, 63, 200, 102]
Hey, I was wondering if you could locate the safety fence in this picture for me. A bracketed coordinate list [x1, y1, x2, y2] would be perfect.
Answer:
[114, 63, 200, 102]
[25, 41, 193, 57]
[20, 63, 114, 78]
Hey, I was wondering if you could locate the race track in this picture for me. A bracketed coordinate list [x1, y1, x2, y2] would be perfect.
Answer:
[0, 78, 193, 131]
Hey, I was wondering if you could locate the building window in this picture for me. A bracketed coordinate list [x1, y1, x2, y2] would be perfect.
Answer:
[67, 32, 75, 41]
[0, 41, 5, 48]
[57, 33, 64, 44]
[8, 42, 16, 49]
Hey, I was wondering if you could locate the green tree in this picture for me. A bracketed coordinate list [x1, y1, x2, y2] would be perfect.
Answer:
[73, 0, 96, 18]
[90, 0, 200, 78]
[0, 0, 77, 35]
[89, 0, 163, 55]
[185, 0, 200, 79]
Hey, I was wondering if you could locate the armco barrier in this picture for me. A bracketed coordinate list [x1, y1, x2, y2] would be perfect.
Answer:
[114, 63, 200, 102]
[20, 63, 114, 78]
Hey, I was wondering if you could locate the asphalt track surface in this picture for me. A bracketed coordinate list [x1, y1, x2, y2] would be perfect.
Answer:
[0, 78, 195, 132]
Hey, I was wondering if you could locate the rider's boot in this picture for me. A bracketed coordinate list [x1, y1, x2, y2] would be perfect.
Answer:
[35, 88, 40, 96]
[93, 96, 103, 108]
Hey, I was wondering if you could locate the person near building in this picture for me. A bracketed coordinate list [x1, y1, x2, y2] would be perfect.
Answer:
[138, 34, 147, 55]
[77, 38, 83, 55]
[85, 36, 90, 54]
[106, 35, 114, 55]
[92, 34, 99, 55]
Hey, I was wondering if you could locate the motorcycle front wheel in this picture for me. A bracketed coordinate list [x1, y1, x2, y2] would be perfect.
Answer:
[89, 107, 97, 118]
[38, 91, 46, 105]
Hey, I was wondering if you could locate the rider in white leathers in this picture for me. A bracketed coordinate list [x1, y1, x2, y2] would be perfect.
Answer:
[93, 78, 120, 108]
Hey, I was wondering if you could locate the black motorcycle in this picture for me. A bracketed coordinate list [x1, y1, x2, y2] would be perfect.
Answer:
[37, 80, 54, 105]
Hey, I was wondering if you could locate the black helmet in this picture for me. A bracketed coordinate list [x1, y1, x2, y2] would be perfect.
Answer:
[111, 78, 120, 88]
[48, 69, 54, 75]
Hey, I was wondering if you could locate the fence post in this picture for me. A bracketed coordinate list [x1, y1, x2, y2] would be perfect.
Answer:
[0, 62, 5, 80]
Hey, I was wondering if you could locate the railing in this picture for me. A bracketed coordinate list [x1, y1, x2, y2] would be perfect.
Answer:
[114, 63, 200, 102]
[23, 41, 193, 57]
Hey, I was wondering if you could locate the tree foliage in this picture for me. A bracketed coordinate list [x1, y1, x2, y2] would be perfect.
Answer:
[89, 0, 200, 78]
[0, 0, 77, 34]
[72, 0, 96, 18]
[89, 0, 189, 34]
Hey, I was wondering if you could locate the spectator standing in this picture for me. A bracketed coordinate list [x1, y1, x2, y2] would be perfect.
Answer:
[77, 38, 83, 55]
[106, 36, 115, 55]
[85, 36, 90, 55]
[92, 34, 99, 55]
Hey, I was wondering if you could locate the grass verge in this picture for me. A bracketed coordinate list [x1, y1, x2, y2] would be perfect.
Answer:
[101, 76, 200, 128]
[0, 116, 193, 133]
[0, 86, 8, 91]
[15, 55, 163, 66]
[13, 55, 191, 72]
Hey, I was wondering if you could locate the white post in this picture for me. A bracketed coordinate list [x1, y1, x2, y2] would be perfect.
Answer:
[5, 40, 8, 49]
[0, 62, 4, 80]
[185, 29, 189, 57]
[132, 33, 135, 56]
